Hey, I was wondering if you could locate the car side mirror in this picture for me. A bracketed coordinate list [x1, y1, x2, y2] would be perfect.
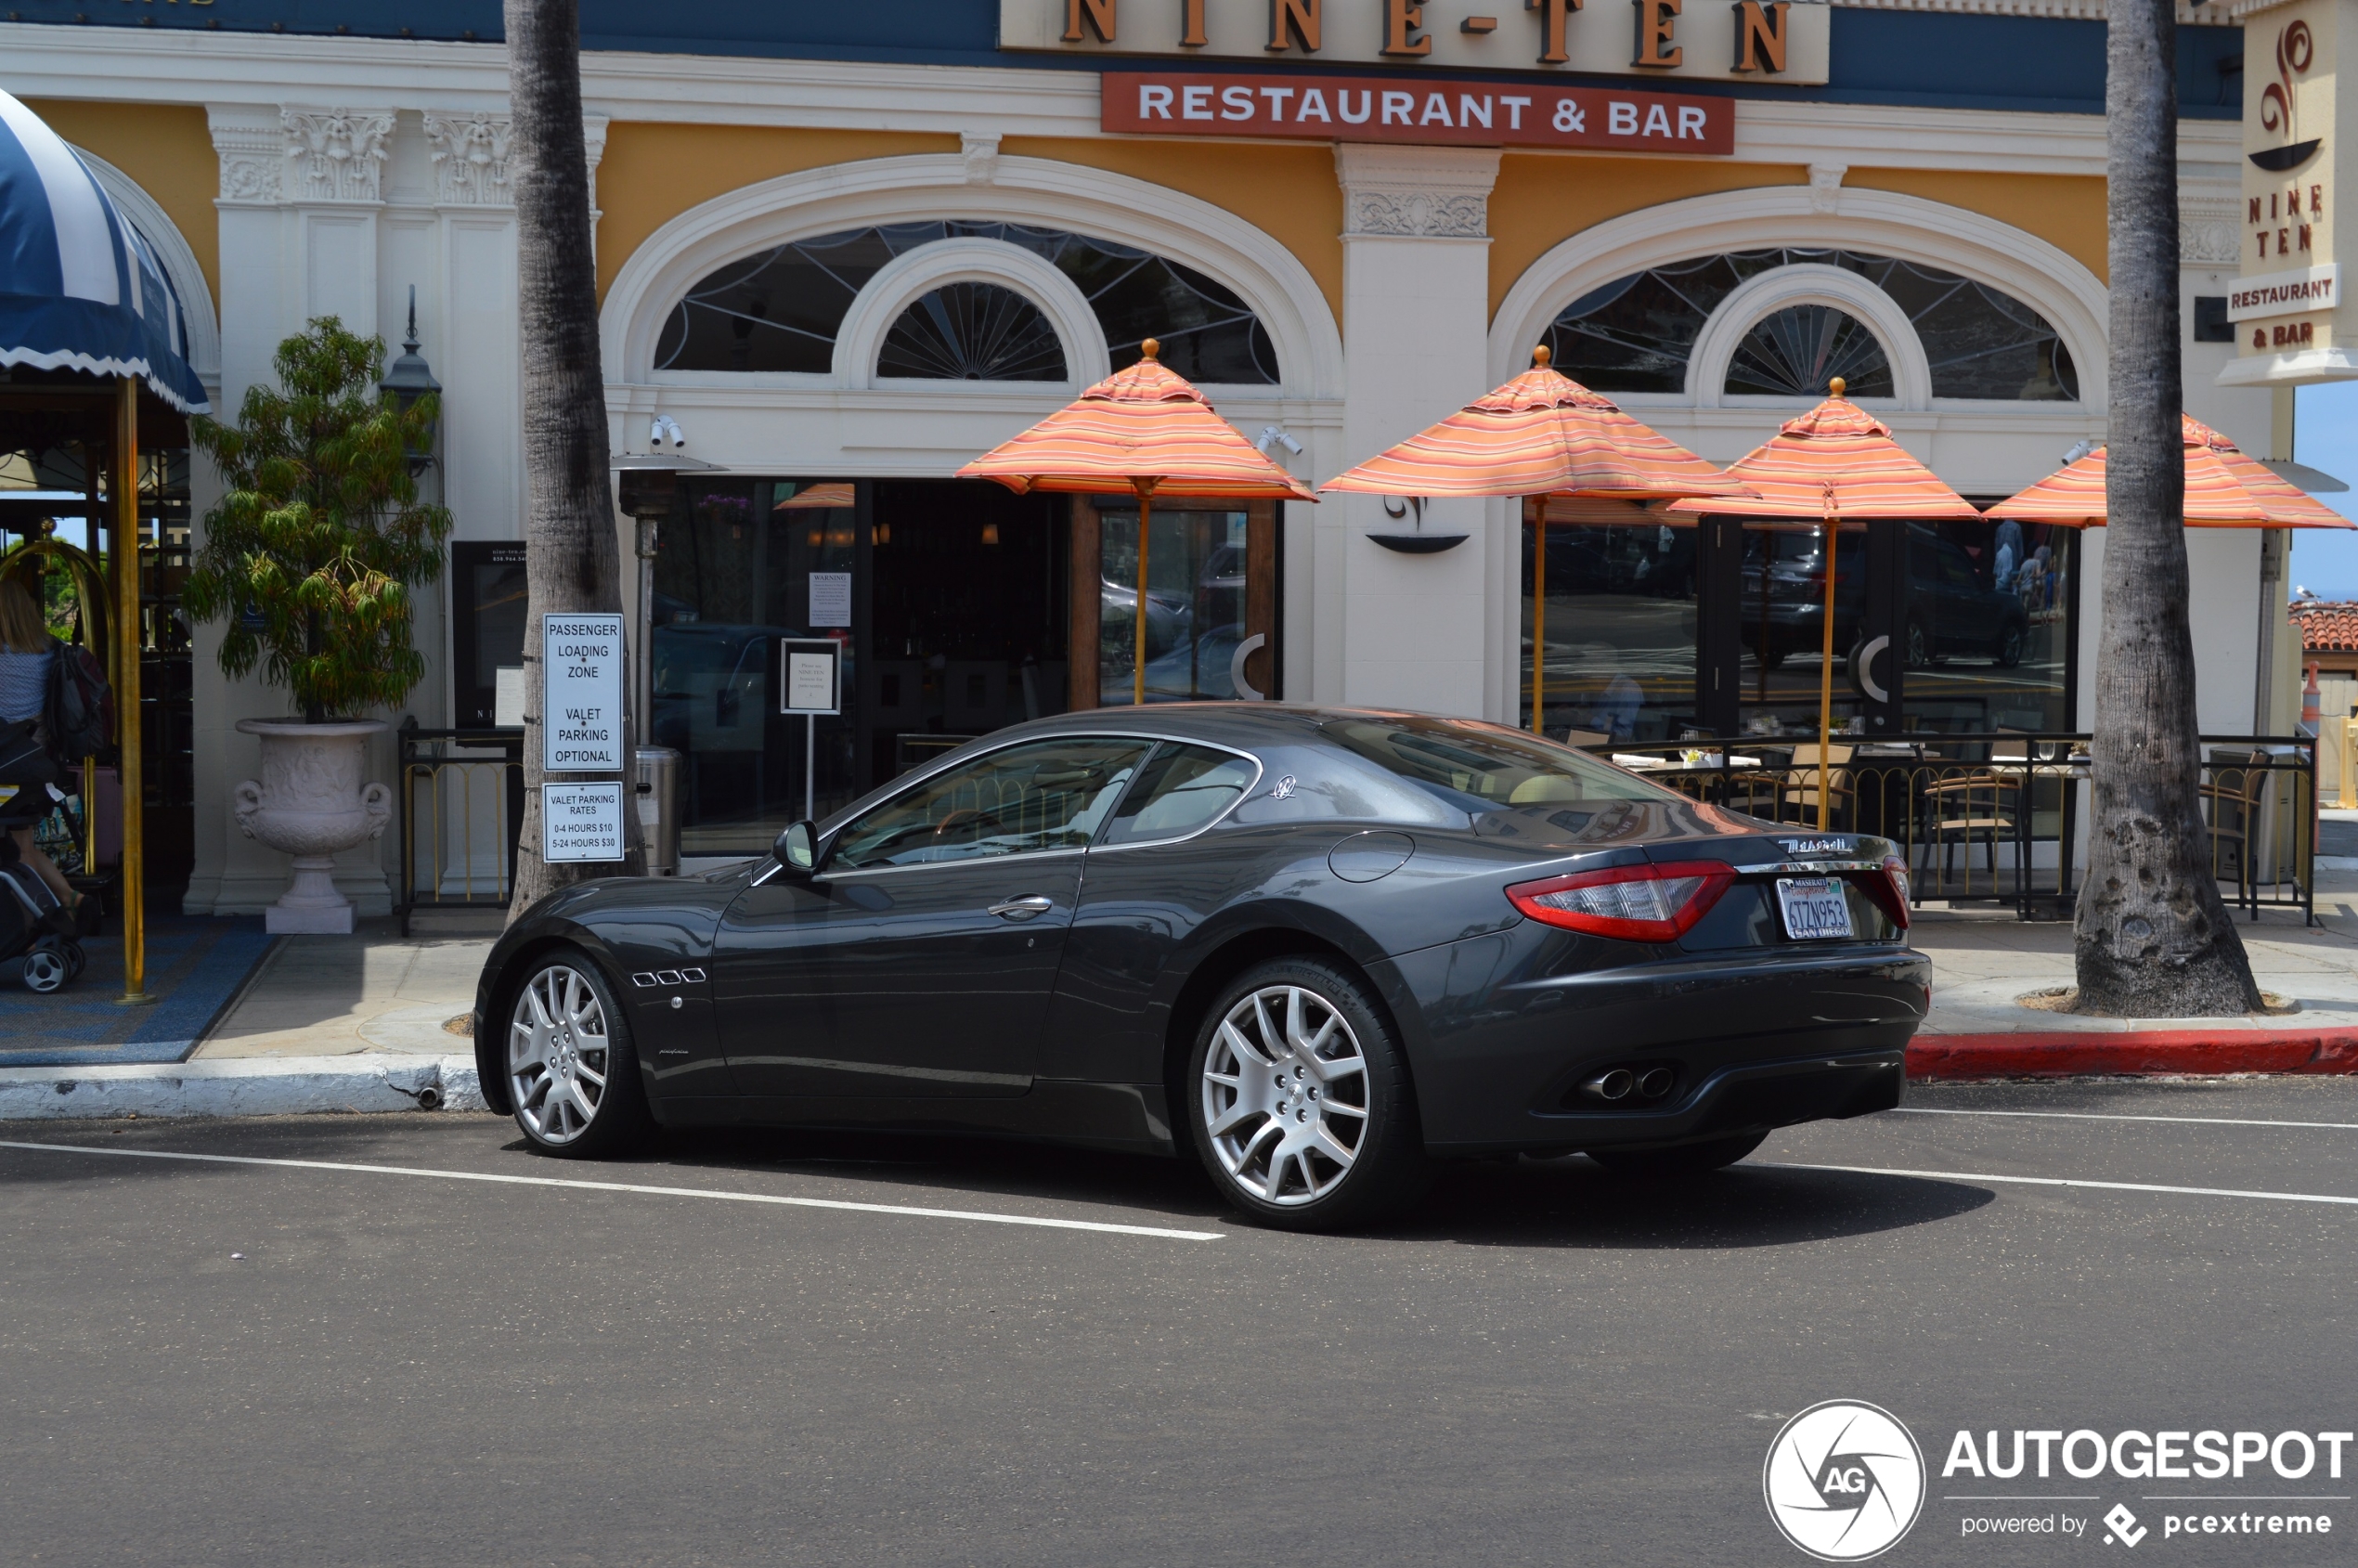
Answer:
[774, 820, 820, 877]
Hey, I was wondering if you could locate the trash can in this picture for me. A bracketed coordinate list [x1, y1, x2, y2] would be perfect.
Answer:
[634, 745, 680, 875]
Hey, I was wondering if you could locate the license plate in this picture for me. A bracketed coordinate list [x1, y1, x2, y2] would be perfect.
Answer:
[1776, 876, 1854, 940]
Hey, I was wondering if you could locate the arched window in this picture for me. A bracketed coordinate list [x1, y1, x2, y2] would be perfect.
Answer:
[878, 283, 1068, 381]
[1724, 305, 1893, 398]
[654, 221, 1279, 382]
[1543, 248, 2077, 401]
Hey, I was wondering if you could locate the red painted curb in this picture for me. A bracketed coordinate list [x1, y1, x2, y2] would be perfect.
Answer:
[1908, 1028, 2358, 1080]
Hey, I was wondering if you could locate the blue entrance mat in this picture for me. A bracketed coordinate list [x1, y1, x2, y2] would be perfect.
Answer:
[0, 912, 275, 1068]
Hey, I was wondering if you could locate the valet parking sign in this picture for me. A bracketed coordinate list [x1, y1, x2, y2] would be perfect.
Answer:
[541, 613, 627, 864]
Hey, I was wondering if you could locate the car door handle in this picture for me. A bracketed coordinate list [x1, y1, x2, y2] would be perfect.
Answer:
[987, 895, 1056, 922]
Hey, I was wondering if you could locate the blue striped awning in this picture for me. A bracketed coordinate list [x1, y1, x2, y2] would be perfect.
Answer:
[0, 88, 208, 414]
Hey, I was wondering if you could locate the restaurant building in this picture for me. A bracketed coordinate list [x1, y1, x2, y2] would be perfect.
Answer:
[0, 0, 2308, 907]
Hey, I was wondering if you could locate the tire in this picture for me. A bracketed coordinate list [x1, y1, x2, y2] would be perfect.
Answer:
[1903, 621, 1929, 668]
[1186, 958, 1430, 1231]
[19, 939, 68, 993]
[1995, 622, 2025, 668]
[501, 948, 653, 1159]
[1587, 1131, 1768, 1178]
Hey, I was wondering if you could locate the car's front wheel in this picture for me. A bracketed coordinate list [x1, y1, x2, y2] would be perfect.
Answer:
[1187, 959, 1429, 1231]
[1587, 1131, 1767, 1177]
[504, 951, 651, 1158]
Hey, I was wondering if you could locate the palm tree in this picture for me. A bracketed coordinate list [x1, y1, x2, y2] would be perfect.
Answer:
[505, 0, 643, 917]
[2075, 0, 2260, 1013]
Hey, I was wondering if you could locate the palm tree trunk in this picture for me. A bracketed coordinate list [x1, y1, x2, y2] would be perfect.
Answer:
[505, 0, 642, 919]
[2073, 0, 2260, 1014]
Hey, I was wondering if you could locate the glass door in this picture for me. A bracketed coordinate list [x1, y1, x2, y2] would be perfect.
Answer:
[1084, 499, 1279, 707]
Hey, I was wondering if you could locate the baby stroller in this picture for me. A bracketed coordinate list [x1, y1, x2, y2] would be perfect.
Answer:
[0, 719, 84, 992]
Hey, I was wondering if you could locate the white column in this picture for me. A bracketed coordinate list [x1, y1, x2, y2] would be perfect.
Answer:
[187, 105, 397, 916]
[1330, 146, 1499, 718]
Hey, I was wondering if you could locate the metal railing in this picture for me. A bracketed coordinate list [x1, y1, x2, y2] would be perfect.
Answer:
[395, 719, 524, 935]
[1581, 732, 2317, 925]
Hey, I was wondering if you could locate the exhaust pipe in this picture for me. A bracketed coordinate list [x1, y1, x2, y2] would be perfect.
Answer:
[1582, 1068, 1635, 1102]
[1637, 1067, 1676, 1099]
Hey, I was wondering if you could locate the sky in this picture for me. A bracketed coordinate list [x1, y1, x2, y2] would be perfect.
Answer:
[2290, 381, 2358, 602]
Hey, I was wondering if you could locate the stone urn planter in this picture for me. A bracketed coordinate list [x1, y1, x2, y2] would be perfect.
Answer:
[233, 718, 394, 934]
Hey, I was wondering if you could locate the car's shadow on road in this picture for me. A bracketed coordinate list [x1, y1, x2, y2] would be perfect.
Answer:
[1396, 1158, 1996, 1250]
[631, 1125, 1996, 1251]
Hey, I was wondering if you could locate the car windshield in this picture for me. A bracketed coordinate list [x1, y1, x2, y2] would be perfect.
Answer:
[1318, 715, 1682, 814]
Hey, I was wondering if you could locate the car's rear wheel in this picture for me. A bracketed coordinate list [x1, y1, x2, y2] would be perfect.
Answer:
[505, 951, 650, 1158]
[1587, 1131, 1767, 1178]
[1187, 959, 1428, 1231]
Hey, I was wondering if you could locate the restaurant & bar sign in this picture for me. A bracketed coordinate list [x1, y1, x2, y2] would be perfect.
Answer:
[1102, 71, 1734, 153]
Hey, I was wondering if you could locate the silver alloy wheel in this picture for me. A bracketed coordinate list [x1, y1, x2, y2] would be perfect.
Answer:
[1201, 984, 1370, 1207]
[508, 965, 612, 1146]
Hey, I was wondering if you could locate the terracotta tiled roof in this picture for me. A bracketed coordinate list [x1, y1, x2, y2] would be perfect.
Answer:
[2292, 600, 2358, 653]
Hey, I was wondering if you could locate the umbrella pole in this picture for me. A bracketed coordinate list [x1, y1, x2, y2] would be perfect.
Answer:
[1817, 510, 1838, 833]
[1134, 484, 1153, 708]
[1531, 501, 1547, 734]
[114, 376, 148, 1005]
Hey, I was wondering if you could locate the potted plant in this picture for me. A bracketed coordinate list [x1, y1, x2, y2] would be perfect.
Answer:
[187, 318, 453, 932]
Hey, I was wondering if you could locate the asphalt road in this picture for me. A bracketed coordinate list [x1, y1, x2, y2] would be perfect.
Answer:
[4, 1077, 2356, 1567]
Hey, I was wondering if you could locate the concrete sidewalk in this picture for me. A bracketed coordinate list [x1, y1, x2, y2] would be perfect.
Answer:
[191, 916, 491, 1059]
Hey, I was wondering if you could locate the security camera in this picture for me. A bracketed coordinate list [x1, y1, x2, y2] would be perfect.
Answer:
[650, 415, 685, 449]
[1255, 425, 1303, 457]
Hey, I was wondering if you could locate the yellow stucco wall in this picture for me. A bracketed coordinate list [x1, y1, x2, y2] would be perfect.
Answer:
[1000, 136, 1347, 322]
[1843, 168, 2109, 282]
[23, 99, 219, 305]
[595, 126, 961, 302]
[592, 125, 2110, 344]
[1490, 154, 1809, 317]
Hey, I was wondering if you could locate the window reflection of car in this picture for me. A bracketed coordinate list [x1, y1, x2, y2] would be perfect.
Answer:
[1739, 525, 2028, 670]
[1541, 525, 1695, 600]
[651, 624, 784, 754]
[1100, 577, 1191, 655]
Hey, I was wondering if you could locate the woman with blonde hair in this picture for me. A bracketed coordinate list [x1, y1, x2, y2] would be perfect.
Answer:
[0, 576, 93, 925]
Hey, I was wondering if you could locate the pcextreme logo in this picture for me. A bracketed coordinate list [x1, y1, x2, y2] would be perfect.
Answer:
[1765, 1400, 1928, 1562]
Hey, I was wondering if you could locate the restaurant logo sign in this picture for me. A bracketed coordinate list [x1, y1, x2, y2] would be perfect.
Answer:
[1004, 0, 1830, 85]
[1102, 71, 1733, 152]
[2227, 0, 2358, 382]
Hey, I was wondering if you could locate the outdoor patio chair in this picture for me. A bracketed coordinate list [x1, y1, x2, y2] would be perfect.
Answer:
[1777, 743, 1856, 827]
[1917, 769, 2022, 897]
[2199, 755, 2267, 915]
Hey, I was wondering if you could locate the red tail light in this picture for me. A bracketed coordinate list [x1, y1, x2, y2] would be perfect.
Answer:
[1506, 860, 1735, 943]
[1854, 854, 1912, 930]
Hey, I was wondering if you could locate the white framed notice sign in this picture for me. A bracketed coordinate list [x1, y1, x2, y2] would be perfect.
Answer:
[542, 613, 625, 772]
[543, 783, 626, 862]
[780, 637, 841, 716]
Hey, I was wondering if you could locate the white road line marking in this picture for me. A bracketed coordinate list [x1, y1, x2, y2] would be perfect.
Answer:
[1898, 1107, 2358, 1132]
[1760, 1160, 2358, 1209]
[0, 1140, 1224, 1241]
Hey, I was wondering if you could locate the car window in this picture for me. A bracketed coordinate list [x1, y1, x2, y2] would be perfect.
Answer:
[830, 737, 1151, 870]
[1941, 543, 1978, 590]
[1103, 744, 1258, 845]
[1317, 714, 1683, 813]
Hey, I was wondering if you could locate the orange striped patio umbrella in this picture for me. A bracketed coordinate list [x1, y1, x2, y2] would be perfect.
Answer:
[1321, 346, 1749, 733]
[1987, 414, 2355, 529]
[1668, 381, 1983, 827]
[957, 340, 1315, 706]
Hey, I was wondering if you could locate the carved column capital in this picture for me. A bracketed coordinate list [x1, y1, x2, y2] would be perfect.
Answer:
[281, 108, 395, 204]
[1334, 144, 1501, 240]
[422, 112, 514, 205]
